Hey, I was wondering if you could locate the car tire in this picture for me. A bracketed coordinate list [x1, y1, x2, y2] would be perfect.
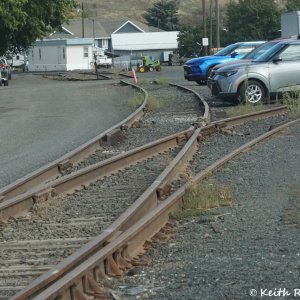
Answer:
[238, 80, 265, 104]
[4, 80, 8, 86]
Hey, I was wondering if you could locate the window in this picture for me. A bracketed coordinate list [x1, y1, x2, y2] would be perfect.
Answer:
[63, 48, 66, 60]
[83, 47, 89, 58]
[280, 44, 300, 61]
[102, 39, 108, 49]
[235, 45, 255, 55]
[39, 48, 42, 60]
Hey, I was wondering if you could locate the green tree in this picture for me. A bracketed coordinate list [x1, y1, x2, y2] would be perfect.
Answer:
[285, 0, 300, 11]
[225, 0, 282, 42]
[0, 0, 77, 55]
[143, 0, 180, 31]
[177, 26, 203, 57]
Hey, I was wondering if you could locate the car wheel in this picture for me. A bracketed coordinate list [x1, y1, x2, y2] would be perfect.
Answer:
[4, 80, 8, 86]
[149, 67, 154, 72]
[139, 67, 145, 73]
[238, 80, 265, 104]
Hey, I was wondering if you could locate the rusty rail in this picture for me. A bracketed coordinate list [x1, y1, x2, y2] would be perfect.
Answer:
[10, 106, 292, 300]
[22, 118, 299, 300]
[170, 82, 210, 122]
[0, 80, 147, 200]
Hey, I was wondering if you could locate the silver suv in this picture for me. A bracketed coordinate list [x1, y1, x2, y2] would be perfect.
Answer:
[208, 39, 300, 103]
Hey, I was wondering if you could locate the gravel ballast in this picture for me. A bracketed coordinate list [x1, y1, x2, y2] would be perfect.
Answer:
[0, 148, 180, 298]
[113, 121, 300, 300]
[64, 82, 202, 174]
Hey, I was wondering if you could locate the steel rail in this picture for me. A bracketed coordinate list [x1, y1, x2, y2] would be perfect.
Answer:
[0, 80, 147, 201]
[170, 82, 210, 122]
[0, 80, 210, 202]
[0, 105, 286, 222]
[10, 107, 291, 300]
[26, 118, 300, 300]
[0, 128, 194, 222]
[10, 128, 198, 300]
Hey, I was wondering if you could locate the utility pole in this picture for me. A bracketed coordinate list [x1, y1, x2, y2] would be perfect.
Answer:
[209, 0, 213, 54]
[215, 0, 220, 49]
[81, 2, 85, 38]
[202, 0, 207, 55]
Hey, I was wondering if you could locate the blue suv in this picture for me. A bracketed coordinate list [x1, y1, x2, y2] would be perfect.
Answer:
[183, 41, 265, 85]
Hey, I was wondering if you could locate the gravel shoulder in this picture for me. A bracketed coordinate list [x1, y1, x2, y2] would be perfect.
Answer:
[113, 122, 300, 300]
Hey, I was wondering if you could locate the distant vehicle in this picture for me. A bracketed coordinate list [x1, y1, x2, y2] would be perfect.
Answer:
[0, 64, 9, 86]
[208, 39, 300, 103]
[136, 56, 161, 73]
[183, 41, 265, 85]
[93, 48, 112, 68]
[6, 53, 27, 69]
[0, 57, 11, 80]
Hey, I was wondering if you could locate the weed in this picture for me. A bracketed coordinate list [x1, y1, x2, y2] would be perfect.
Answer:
[171, 179, 234, 220]
[146, 95, 161, 111]
[158, 77, 171, 85]
[282, 87, 300, 117]
[227, 100, 265, 117]
[128, 92, 144, 109]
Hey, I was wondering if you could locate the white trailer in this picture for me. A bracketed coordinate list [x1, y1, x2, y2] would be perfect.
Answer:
[281, 11, 300, 38]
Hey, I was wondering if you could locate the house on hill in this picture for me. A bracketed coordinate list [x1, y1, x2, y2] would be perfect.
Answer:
[28, 19, 179, 71]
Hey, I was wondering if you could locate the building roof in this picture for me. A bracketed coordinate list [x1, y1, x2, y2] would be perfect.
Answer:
[47, 19, 162, 40]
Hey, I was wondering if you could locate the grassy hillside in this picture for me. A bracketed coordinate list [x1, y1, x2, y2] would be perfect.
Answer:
[80, 0, 230, 25]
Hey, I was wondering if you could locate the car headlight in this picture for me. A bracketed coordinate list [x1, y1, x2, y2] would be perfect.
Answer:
[218, 70, 238, 77]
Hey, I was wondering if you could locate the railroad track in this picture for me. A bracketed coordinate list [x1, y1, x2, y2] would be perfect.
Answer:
[3, 112, 292, 299]
[0, 80, 205, 201]
[0, 78, 296, 299]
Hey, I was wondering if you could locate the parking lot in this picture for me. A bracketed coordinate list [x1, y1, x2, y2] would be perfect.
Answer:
[0, 74, 135, 188]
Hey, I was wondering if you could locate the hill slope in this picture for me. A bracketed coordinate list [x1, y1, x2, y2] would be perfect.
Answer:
[80, 0, 229, 25]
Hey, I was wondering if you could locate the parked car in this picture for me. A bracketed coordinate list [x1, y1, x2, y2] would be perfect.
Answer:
[0, 64, 9, 86]
[0, 57, 11, 80]
[208, 39, 300, 103]
[183, 41, 265, 85]
[208, 39, 288, 80]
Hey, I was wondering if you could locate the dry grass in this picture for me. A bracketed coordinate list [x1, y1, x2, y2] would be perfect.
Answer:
[171, 179, 234, 219]
[283, 88, 300, 117]
[128, 92, 144, 109]
[80, 0, 230, 24]
[146, 95, 161, 111]
[227, 100, 266, 117]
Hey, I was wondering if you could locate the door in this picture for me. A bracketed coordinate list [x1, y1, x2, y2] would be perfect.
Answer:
[269, 44, 300, 93]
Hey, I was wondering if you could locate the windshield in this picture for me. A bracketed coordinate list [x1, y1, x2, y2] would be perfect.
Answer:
[243, 41, 278, 60]
[254, 43, 287, 62]
[214, 44, 238, 56]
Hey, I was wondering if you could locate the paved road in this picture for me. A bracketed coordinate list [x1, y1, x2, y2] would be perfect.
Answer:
[0, 74, 134, 188]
